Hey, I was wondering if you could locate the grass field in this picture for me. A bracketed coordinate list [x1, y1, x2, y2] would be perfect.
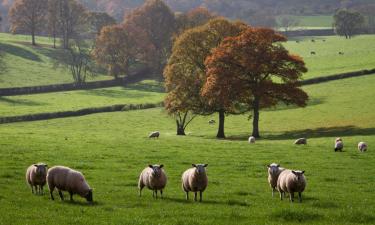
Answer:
[278, 15, 333, 28]
[0, 74, 374, 224]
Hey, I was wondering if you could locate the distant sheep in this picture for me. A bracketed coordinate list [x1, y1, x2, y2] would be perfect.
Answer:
[138, 164, 167, 199]
[310, 51, 316, 55]
[47, 166, 93, 202]
[182, 164, 208, 202]
[277, 170, 306, 202]
[296, 40, 300, 43]
[358, 142, 368, 152]
[208, 119, 216, 125]
[322, 39, 326, 42]
[339, 52, 344, 55]
[26, 163, 48, 195]
[149, 131, 160, 139]
[311, 39, 315, 42]
[335, 137, 342, 142]
[335, 141, 344, 152]
[294, 138, 307, 145]
[248, 136, 256, 144]
[267, 163, 285, 197]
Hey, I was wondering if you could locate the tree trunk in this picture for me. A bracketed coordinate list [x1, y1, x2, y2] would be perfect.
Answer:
[176, 120, 186, 136]
[252, 97, 260, 138]
[216, 110, 225, 139]
[31, 29, 36, 46]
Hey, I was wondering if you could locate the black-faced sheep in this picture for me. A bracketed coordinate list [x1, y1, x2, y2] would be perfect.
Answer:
[358, 142, 368, 152]
[182, 164, 208, 202]
[138, 164, 167, 199]
[26, 163, 48, 195]
[149, 131, 160, 139]
[294, 138, 307, 145]
[277, 170, 306, 202]
[248, 136, 256, 144]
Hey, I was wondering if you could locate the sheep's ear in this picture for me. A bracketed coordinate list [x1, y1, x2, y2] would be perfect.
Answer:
[292, 171, 297, 175]
[159, 164, 164, 168]
[192, 164, 196, 167]
[148, 165, 153, 169]
[301, 171, 305, 174]
[33, 164, 38, 167]
[276, 164, 280, 167]
[203, 164, 208, 167]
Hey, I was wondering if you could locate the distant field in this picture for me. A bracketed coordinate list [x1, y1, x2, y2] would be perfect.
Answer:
[0, 80, 165, 117]
[0, 75, 374, 225]
[278, 15, 333, 28]
[0, 33, 112, 88]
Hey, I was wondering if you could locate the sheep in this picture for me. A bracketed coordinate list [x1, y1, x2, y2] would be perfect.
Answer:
[248, 136, 256, 144]
[311, 39, 315, 42]
[294, 138, 307, 145]
[277, 170, 306, 202]
[335, 141, 344, 152]
[339, 52, 344, 55]
[149, 131, 160, 139]
[208, 119, 216, 125]
[26, 163, 48, 195]
[267, 163, 285, 197]
[296, 40, 300, 43]
[47, 166, 93, 202]
[335, 137, 342, 142]
[358, 142, 368, 152]
[310, 51, 316, 55]
[138, 164, 167, 199]
[182, 164, 208, 202]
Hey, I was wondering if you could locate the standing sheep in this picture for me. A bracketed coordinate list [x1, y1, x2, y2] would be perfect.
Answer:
[294, 138, 307, 145]
[277, 170, 306, 202]
[182, 164, 208, 202]
[248, 136, 256, 144]
[26, 163, 48, 195]
[208, 119, 216, 125]
[149, 131, 160, 139]
[358, 142, 368, 152]
[138, 164, 167, 199]
[47, 166, 93, 202]
[335, 139, 344, 152]
[267, 163, 285, 197]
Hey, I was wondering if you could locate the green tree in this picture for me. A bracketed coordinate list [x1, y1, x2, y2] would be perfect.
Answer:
[333, 9, 365, 39]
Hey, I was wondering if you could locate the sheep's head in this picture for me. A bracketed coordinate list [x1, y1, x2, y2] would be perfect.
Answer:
[267, 163, 280, 176]
[192, 164, 208, 175]
[34, 163, 48, 176]
[292, 170, 305, 181]
[149, 164, 164, 178]
[85, 189, 93, 202]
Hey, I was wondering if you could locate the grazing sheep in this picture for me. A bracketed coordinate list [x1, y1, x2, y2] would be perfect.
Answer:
[26, 163, 48, 195]
[358, 142, 368, 152]
[322, 39, 326, 42]
[138, 164, 167, 199]
[182, 164, 208, 202]
[335, 141, 344, 152]
[296, 40, 300, 43]
[248, 136, 256, 144]
[267, 163, 285, 197]
[149, 131, 160, 139]
[339, 52, 344, 55]
[47, 166, 93, 202]
[294, 138, 307, 145]
[208, 119, 216, 125]
[311, 39, 315, 42]
[310, 51, 316, 55]
[277, 170, 306, 202]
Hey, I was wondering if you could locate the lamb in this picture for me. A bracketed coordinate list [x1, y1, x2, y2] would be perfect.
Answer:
[294, 138, 307, 145]
[267, 163, 285, 197]
[248, 136, 256, 144]
[277, 170, 306, 202]
[26, 163, 48, 195]
[47, 166, 93, 202]
[358, 142, 368, 152]
[182, 164, 208, 202]
[149, 131, 160, 139]
[138, 164, 167, 199]
[208, 119, 216, 125]
[335, 138, 344, 152]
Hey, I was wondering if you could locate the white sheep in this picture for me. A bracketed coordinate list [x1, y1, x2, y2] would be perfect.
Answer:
[47, 166, 93, 202]
[267, 163, 285, 197]
[358, 142, 368, 152]
[335, 137, 342, 143]
[26, 163, 48, 195]
[294, 138, 307, 145]
[277, 170, 306, 202]
[335, 140, 344, 152]
[149, 131, 160, 139]
[208, 119, 216, 125]
[182, 164, 208, 202]
[138, 164, 167, 199]
[248, 136, 256, 144]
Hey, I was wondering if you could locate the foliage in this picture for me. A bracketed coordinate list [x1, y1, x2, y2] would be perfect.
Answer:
[8, 0, 47, 45]
[333, 9, 365, 39]
[175, 7, 216, 34]
[279, 16, 300, 33]
[86, 11, 116, 36]
[202, 28, 308, 137]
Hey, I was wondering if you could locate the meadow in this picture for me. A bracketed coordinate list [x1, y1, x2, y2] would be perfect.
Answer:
[0, 73, 374, 224]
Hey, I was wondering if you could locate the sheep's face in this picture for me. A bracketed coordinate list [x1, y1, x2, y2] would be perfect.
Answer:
[85, 189, 93, 202]
[149, 165, 164, 178]
[34, 164, 48, 176]
[267, 163, 280, 176]
[192, 164, 208, 175]
[292, 170, 305, 181]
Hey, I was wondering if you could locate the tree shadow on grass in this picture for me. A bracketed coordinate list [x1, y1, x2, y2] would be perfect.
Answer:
[80, 88, 155, 99]
[163, 197, 250, 207]
[126, 81, 165, 93]
[0, 43, 41, 62]
[0, 97, 46, 106]
[265, 97, 326, 112]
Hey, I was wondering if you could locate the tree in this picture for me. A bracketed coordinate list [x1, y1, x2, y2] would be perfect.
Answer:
[202, 28, 309, 138]
[175, 7, 216, 34]
[47, 0, 59, 48]
[333, 9, 365, 39]
[9, 0, 48, 45]
[87, 11, 116, 36]
[124, 0, 177, 76]
[164, 18, 247, 137]
[279, 16, 300, 34]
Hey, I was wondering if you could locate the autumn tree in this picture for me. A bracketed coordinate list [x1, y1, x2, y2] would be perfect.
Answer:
[9, 0, 48, 45]
[333, 9, 365, 39]
[87, 11, 116, 36]
[164, 18, 247, 137]
[202, 28, 308, 138]
[175, 7, 216, 34]
[124, 0, 177, 76]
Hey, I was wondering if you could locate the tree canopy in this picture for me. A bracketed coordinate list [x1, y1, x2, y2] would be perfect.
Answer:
[333, 9, 365, 39]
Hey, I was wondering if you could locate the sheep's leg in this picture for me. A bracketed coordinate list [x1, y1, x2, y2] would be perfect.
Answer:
[58, 190, 64, 201]
[40, 186, 44, 195]
[185, 192, 189, 200]
[155, 190, 158, 199]
[34, 185, 38, 195]
[69, 191, 74, 201]
[139, 186, 144, 197]
[194, 192, 197, 201]
[160, 190, 163, 199]
[272, 188, 275, 197]
[298, 192, 302, 203]
[279, 191, 283, 200]
[49, 187, 55, 200]
[199, 191, 203, 202]
[290, 192, 294, 202]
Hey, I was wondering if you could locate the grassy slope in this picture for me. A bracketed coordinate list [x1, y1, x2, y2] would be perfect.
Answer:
[0, 33, 112, 88]
[0, 80, 165, 117]
[0, 75, 374, 225]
